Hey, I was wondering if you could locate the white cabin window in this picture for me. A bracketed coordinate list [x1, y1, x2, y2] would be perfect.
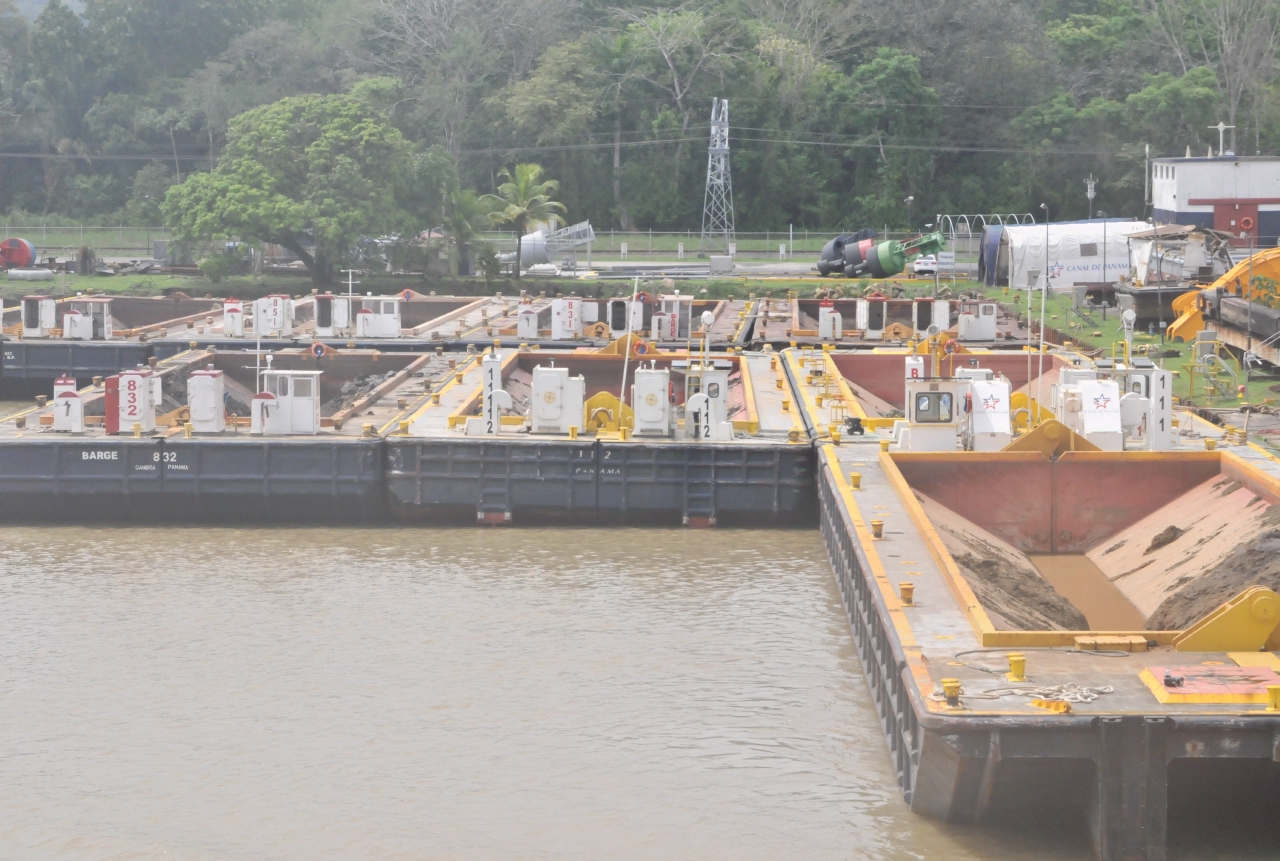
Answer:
[915, 392, 953, 423]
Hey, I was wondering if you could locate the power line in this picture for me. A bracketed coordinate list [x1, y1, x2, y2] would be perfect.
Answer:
[0, 131, 1129, 162]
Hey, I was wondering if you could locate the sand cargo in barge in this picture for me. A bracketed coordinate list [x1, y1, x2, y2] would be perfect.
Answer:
[792, 343, 1280, 860]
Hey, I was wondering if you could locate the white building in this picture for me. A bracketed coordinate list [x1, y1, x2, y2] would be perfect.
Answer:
[1151, 156, 1280, 247]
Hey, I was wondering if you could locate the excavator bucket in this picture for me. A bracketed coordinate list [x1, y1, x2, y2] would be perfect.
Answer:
[1166, 290, 1205, 343]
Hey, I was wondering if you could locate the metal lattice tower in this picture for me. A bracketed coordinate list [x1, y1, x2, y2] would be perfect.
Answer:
[700, 98, 735, 253]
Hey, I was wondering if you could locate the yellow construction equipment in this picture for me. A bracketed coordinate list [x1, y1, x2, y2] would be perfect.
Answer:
[582, 391, 634, 433]
[1168, 246, 1280, 341]
[1009, 392, 1055, 431]
[1165, 289, 1204, 342]
[1172, 586, 1280, 652]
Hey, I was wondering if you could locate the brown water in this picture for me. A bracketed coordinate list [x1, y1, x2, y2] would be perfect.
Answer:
[0, 526, 1117, 860]
[1029, 554, 1147, 630]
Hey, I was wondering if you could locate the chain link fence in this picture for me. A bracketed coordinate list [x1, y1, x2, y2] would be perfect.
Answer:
[478, 229, 935, 262]
[1, 226, 167, 259]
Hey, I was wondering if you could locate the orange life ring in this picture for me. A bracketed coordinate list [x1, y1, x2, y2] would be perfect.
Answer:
[1240, 216, 1255, 230]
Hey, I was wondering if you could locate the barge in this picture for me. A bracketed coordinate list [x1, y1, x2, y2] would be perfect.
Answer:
[0, 330, 810, 525]
[382, 336, 813, 525]
[795, 342, 1280, 860]
[1, 291, 756, 391]
[750, 293, 1025, 349]
[0, 345, 456, 521]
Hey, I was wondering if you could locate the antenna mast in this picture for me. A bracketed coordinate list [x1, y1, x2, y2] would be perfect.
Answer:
[700, 98, 735, 254]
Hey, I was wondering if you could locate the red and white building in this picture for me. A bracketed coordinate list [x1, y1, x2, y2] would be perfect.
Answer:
[1151, 155, 1280, 247]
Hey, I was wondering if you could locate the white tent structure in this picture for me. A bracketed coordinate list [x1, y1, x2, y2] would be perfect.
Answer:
[1001, 220, 1148, 291]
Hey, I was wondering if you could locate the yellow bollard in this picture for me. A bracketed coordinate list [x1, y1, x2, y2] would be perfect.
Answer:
[1205, 438, 1217, 450]
[131, 422, 141, 438]
[568, 425, 578, 440]
[455, 371, 463, 384]
[831, 430, 841, 444]
[397, 397, 407, 410]
[431, 393, 441, 405]
[849, 472, 861, 489]
[879, 439, 890, 452]
[620, 426, 631, 441]
[815, 395, 824, 407]
[1006, 653, 1027, 682]
[770, 356, 777, 371]
[776, 377, 784, 390]
[870, 519, 884, 539]
[940, 678, 962, 707]
[398, 420, 410, 436]
[1268, 685, 1280, 712]
[183, 422, 193, 439]
[782, 399, 790, 412]
[362, 423, 376, 438]
[899, 582, 915, 606]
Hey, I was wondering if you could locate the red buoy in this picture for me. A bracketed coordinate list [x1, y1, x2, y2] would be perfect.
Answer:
[0, 238, 36, 268]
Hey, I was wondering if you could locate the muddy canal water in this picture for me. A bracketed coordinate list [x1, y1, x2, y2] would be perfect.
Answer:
[0, 527, 1254, 859]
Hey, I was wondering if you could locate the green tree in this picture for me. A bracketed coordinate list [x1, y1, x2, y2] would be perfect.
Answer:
[84, 0, 297, 81]
[834, 48, 940, 228]
[162, 93, 413, 284]
[481, 163, 565, 279]
[446, 189, 497, 276]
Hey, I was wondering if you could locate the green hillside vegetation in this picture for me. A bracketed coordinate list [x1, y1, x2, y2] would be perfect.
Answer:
[0, 0, 1276, 271]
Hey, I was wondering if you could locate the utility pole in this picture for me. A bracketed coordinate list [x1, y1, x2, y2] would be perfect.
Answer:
[700, 98, 735, 254]
[1098, 211, 1107, 290]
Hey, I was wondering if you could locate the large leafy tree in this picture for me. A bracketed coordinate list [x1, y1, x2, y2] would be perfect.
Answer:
[162, 93, 413, 284]
[481, 163, 566, 278]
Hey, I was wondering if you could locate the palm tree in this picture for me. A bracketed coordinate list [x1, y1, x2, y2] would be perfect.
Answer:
[446, 189, 499, 276]
[482, 164, 567, 279]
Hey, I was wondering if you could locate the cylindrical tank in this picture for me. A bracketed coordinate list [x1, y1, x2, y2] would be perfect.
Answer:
[0, 238, 37, 268]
